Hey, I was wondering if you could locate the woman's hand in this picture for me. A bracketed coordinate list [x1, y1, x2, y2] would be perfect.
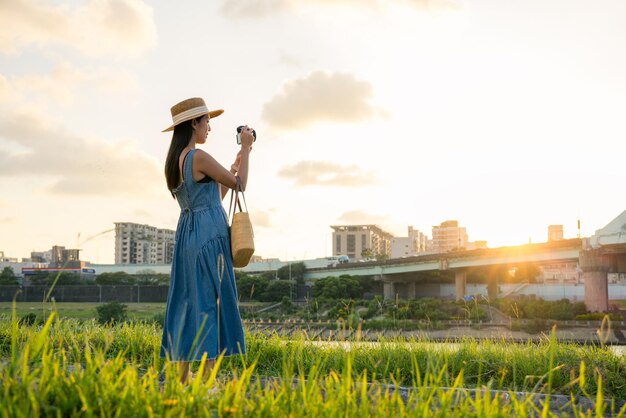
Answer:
[239, 125, 254, 149]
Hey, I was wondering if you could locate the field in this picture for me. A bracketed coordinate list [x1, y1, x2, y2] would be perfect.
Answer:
[0, 302, 166, 321]
[0, 302, 266, 321]
[1, 303, 626, 417]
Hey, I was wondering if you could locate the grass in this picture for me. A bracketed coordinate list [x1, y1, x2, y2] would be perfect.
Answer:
[1, 305, 626, 416]
[0, 302, 166, 321]
[0, 302, 266, 321]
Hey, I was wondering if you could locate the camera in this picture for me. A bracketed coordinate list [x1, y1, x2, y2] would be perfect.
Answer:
[236, 126, 257, 145]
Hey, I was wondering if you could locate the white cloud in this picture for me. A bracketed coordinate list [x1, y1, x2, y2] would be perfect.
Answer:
[12, 62, 138, 106]
[277, 160, 377, 187]
[220, 0, 462, 18]
[0, 74, 17, 103]
[0, 0, 157, 57]
[250, 209, 274, 228]
[262, 71, 382, 129]
[0, 110, 163, 197]
[336, 210, 388, 225]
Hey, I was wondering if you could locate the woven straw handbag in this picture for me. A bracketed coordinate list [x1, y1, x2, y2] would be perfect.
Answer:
[228, 176, 255, 268]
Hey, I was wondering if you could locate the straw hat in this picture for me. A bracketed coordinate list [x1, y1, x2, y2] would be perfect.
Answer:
[162, 97, 224, 132]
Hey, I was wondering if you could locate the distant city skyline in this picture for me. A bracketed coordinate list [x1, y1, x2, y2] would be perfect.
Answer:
[0, 215, 595, 264]
[1, 1, 625, 264]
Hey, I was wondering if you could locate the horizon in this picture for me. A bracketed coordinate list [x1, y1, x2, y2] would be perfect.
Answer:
[1, 0, 625, 264]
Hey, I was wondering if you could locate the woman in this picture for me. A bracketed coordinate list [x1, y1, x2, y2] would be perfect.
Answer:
[160, 97, 254, 383]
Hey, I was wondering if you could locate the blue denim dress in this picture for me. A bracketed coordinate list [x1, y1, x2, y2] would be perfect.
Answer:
[160, 149, 245, 361]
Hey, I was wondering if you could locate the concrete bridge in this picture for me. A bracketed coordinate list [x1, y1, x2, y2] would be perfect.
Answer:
[304, 211, 626, 312]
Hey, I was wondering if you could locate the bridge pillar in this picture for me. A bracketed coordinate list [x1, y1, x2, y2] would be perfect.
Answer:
[580, 249, 611, 312]
[455, 270, 466, 301]
[383, 281, 395, 300]
[408, 282, 418, 300]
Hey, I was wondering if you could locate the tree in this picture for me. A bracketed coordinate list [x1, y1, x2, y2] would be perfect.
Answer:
[259, 280, 294, 302]
[235, 273, 269, 301]
[514, 263, 541, 283]
[277, 262, 306, 282]
[96, 272, 135, 285]
[361, 248, 373, 259]
[313, 275, 364, 300]
[30, 272, 83, 286]
[375, 252, 389, 262]
[0, 267, 18, 285]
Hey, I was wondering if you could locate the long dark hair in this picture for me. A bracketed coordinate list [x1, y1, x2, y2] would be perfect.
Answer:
[164, 118, 201, 195]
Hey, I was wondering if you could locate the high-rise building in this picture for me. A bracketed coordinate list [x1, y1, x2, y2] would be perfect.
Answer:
[431, 220, 468, 253]
[548, 225, 564, 242]
[115, 222, 175, 264]
[331, 225, 394, 260]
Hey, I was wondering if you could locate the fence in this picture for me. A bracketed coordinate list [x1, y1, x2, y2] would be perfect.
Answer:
[0, 285, 169, 303]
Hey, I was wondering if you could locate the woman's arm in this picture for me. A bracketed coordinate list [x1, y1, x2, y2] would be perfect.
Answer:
[194, 148, 249, 191]
[220, 163, 238, 200]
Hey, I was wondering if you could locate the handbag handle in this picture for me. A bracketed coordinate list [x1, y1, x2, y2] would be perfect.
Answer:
[228, 176, 249, 222]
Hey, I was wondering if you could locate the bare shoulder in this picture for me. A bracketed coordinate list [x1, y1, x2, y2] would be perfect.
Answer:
[193, 149, 215, 162]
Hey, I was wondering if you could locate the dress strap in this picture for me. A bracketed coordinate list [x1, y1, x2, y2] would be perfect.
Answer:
[183, 149, 196, 185]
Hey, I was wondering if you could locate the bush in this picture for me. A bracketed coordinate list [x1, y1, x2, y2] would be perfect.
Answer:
[151, 311, 165, 327]
[96, 301, 128, 325]
[576, 313, 623, 321]
[495, 297, 589, 321]
[19, 313, 42, 326]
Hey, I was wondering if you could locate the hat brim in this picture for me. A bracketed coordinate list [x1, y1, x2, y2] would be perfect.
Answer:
[162, 109, 224, 132]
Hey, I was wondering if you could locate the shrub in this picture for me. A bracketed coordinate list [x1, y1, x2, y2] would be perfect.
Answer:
[96, 301, 128, 325]
[575, 313, 623, 321]
[151, 311, 165, 327]
[19, 313, 42, 326]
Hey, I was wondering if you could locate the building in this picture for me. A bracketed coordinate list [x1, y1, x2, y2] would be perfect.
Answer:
[331, 225, 394, 260]
[431, 220, 468, 253]
[50, 245, 82, 268]
[115, 222, 175, 264]
[548, 225, 564, 242]
[30, 250, 52, 264]
[539, 261, 580, 284]
[391, 227, 428, 259]
[0, 251, 18, 263]
[466, 240, 488, 250]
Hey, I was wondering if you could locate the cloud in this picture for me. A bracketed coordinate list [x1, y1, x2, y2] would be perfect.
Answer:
[220, 0, 462, 18]
[0, 0, 157, 57]
[337, 210, 388, 225]
[262, 71, 381, 129]
[12, 62, 138, 106]
[250, 209, 274, 228]
[0, 74, 16, 103]
[408, 0, 464, 12]
[277, 160, 377, 187]
[220, 0, 290, 18]
[0, 110, 163, 197]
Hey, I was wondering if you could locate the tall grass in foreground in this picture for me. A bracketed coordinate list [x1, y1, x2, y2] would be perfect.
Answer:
[1, 312, 625, 417]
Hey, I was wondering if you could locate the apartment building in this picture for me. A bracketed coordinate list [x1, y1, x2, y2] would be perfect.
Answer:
[548, 225, 564, 242]
[431, 220, 468, 253]
[331, 225, 394, 260]
[115, 222, 175, 264]
[391, 226, 428, 258]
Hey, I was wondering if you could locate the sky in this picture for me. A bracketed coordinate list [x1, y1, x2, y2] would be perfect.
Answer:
[0, 0, 625, 265]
